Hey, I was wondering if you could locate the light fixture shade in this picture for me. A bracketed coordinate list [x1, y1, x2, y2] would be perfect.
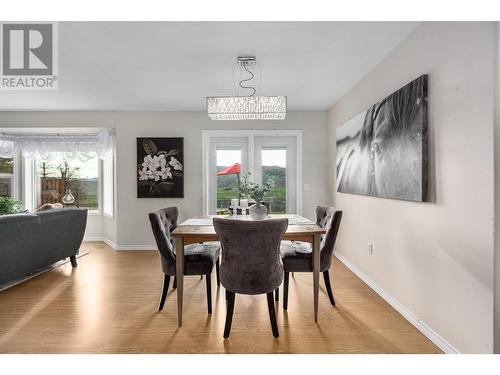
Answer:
[206, 96, 287, 120]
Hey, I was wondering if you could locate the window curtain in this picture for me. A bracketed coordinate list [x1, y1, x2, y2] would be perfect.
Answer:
[0, 129, 115, 161]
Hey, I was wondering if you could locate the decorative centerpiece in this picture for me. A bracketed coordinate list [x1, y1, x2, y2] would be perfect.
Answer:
[236, 172, 275, 220]
[62, 189, 76, 206]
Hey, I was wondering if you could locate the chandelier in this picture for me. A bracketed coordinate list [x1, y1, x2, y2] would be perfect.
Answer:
[206, 56, 287, 120]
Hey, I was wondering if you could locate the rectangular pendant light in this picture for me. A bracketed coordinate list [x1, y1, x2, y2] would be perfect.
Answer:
[206, 95, 287, 120]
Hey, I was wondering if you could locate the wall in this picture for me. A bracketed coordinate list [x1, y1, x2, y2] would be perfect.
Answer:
[0, 111, 329, 248]
[328, 22, 495, 353]
[494, 22, 500, 354]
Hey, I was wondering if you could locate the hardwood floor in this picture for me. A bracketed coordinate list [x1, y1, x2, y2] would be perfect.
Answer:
[0, 242, 441, 354]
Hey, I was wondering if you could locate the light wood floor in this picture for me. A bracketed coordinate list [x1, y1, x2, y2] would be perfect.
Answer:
[0, 242, 441, 354]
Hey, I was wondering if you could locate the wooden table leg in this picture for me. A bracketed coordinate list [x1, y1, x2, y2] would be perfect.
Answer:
[313, 234, 320, 323]
[176, 236, 185, 326]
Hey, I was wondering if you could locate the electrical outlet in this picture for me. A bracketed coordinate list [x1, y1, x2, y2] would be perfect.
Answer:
[368, 243, 373, 255]
[304, 184, 311, 192]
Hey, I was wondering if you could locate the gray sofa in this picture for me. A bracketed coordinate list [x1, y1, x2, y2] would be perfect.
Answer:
[0, 208, 88, 286]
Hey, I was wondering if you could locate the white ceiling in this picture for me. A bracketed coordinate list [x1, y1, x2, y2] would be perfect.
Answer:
[0, 22, 419, 111]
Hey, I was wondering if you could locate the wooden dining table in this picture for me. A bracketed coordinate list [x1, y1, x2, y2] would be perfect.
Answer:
[171, 214, 326, 327]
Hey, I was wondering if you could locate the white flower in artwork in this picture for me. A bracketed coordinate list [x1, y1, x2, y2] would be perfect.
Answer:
[142, 154, 153, 168]
[169, 157, 183, 171]
[139, 151, 179, 183]
[163, 166, 172, 179]
[151, 155, 161, 169]
[159, 154, 167, 169]
[153, 168, 164, 181]
[138, 168, 149, 181]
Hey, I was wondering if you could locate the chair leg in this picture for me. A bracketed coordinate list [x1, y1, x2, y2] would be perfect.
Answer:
[172, 276, 177, 289]
[224, 291, 236, 338]
[215, 258, 220, 287]
[323, 270, 336, 307]
[266, 292, 279, 338]
[275, 287, 279, 302]
[70, 255, 77, 267]
[283, 272, 290, 310]
[206, 272, 212, 314]
[158, 275, 171, 311]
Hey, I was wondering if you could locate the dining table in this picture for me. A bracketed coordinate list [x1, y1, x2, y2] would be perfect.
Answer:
[171, 214, 326, 327]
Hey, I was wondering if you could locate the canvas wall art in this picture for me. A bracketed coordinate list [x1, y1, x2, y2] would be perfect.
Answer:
[336, 74, 428, 202]
[137, 137, 184, 198]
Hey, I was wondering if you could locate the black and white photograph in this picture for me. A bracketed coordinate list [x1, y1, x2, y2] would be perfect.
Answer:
[336, 75, 428, 202]
[137, 137, 184, 198]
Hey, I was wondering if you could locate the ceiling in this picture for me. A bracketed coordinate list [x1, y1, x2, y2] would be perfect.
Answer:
[0, 22, 419, 111]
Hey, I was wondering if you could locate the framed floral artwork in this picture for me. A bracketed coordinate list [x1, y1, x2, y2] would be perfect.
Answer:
[137, 137, 184, 198]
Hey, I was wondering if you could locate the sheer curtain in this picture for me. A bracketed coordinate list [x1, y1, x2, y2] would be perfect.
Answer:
[0, 129, 115, 161]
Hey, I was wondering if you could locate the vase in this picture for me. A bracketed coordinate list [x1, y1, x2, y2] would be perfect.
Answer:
[249, 202, 268, 220]
[62, 189, 75, 205]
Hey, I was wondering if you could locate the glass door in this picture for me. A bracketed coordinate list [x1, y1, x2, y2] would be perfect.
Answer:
[203, 131, 301, 215]
[208, 137, 248, 214]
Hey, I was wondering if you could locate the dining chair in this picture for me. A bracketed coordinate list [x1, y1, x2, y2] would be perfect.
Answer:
[279, 205, 342, 310]
[213, 217, 288, 338]
[148, 206, 220, 314]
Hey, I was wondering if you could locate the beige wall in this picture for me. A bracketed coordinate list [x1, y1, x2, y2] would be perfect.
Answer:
[0, 111, 329, 247]
[494, 22, 500, 354]
[328, 22, 495, 353]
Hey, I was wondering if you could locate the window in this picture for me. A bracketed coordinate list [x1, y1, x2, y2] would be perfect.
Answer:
[34, 153, 99, 211]
[203, 130, 302, 215]
[0, 157, 14, 198]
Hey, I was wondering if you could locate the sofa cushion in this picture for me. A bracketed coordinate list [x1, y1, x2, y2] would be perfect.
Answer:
[36, 203, 63, 212]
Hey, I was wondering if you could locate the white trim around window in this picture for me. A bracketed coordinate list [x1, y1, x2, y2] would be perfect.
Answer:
[0, 154, 19, 199]
[102, 155, 114, 218]
[21, 158, 35, 211]
[201, 129, 303, 216]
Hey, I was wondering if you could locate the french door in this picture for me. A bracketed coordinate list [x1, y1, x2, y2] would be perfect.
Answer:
[202, 130, 302, 215]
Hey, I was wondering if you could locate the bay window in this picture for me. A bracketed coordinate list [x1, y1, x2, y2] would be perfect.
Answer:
[0, 129, 115, 214]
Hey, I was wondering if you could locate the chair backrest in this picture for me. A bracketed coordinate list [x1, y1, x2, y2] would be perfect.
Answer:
[148, 206, 178, 275]
[213, 217, 288, 295]
[316, 205, 343, 271]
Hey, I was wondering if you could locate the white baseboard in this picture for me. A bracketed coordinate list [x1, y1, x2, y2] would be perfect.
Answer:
[114, 244, 157, 251]
[102, 238, 118, 250]
[83, 237, 156, 251]
[83, 236, 105, 242]
[334, 252, 460, 354]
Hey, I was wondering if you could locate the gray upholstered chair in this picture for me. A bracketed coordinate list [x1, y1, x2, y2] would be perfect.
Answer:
[280, 205, 342, 310]
[213, 217, 288, 338]
[149, 206, 220, 314]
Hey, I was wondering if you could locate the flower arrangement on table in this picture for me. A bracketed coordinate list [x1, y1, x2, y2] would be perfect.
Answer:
[235, 172, 275, 203]
[234, 172, 275, 219]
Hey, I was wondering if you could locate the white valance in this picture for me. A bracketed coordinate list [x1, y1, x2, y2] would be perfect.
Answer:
[0, 129, 115, 161]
